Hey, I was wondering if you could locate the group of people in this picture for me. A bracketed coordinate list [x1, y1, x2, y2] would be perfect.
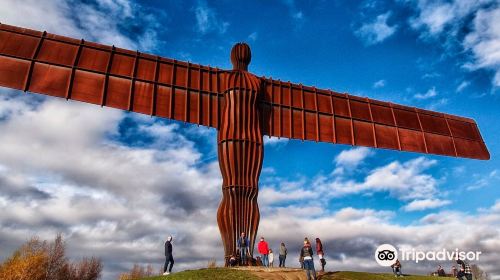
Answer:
[236, 232, 326, 280]
[392, 257, 473, 279]
[454, 258, 473, 280]
[161, 233, 327, 278]
[434, 259, 473, 279]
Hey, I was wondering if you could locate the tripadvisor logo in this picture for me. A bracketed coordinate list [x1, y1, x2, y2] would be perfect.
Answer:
[374, 244, 482, 265]
[375, 244, 398, 266]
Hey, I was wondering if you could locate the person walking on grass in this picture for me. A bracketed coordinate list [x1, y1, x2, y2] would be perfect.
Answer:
[258, 237, 270, 267]
[163, 236, 174, 275]
[279, 242, 287, 267]
[300, 238, 317, 280]
[315, 238, 326, 272]
[237, 232, 249, 265]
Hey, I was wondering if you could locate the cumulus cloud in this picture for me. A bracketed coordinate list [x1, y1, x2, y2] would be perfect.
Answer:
[0, 0, 163, 51]
[403, 198, 452, 212]
[0, 90, 223, 279]
[463, 7, 500, 87]
[408, 0, 500, 87]
[321, 157, 440, 201]
[355, 12, 397, 45]
[335, 147, 373, 167]
[258, 202, 500, 277]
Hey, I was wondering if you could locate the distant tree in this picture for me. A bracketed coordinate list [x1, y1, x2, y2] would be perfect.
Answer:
[471, 264, 490, 280]
[0, 237, 48, 280]
[0, 234, 102, 280]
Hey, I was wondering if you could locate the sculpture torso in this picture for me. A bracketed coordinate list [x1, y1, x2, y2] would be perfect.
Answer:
[218, 70, 263, 188]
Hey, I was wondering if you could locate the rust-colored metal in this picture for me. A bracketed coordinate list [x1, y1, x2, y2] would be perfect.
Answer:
[0, 24, 491, 265]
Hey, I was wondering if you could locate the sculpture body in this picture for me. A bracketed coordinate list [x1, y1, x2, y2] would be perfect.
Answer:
[218, 69, 263, 263]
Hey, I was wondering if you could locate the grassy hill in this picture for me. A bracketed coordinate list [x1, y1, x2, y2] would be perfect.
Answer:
[139, 268, 454, 280]
[139, 268, 258, 280]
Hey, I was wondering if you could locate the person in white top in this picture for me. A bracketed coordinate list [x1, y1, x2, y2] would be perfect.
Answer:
[268, 249, 274, 267]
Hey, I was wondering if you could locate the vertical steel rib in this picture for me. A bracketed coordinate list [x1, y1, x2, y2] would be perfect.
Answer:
[24, 31, 47, 92]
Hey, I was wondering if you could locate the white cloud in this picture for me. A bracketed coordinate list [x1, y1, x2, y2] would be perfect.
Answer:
[373, 79, 386, 88]
[456, 80, 470, 92]
[0, 0, 162, 51]
[259, 187, 318, 206]
[463, 7, 500, 87]
[403, 198, 452, 212]
[467, 169, 499, 191]
[409, 0, 500, 87]
[335, 147, 374, 169]
[194, 0, 229, 35]
[264, 136, 289, 147]
[258, 202, 500, 277]
[355, 12, 397, 45]
[409, 1, 454, 35]
[414, 87, 438, 99]
[321, 157, 439, 201]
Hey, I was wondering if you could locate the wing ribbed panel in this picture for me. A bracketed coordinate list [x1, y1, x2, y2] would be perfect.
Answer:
[260, 78, 490, 160]
[0, 23, 223, 128]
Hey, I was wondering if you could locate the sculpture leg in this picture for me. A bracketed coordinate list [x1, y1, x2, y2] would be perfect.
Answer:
[217, 139, 263, 266]
[217, 186, 260, 266]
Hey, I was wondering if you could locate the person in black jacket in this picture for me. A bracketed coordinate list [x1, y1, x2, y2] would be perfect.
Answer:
[300, 238, 317, 280]
[163, 236, 174, 275]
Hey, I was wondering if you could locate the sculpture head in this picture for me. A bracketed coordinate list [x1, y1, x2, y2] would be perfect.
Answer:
[230, 42, 251, 71]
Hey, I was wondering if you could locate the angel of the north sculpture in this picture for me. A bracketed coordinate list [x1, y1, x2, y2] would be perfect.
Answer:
[0, 23, 490, 265]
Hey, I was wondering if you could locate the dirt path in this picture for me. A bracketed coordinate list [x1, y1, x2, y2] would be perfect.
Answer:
[233, 267, 333, 280]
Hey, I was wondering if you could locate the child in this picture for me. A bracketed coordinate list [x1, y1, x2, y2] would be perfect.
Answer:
[268, 249, 274, 267]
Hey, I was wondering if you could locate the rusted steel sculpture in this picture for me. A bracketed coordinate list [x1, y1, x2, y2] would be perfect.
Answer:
[0, 24, 490, 265]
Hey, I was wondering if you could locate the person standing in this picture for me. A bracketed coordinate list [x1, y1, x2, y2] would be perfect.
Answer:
[237, 232, 249, 265]
[258, 237, 270, 267]
[269, 249, 274, 267]
[279, 242, 287, 267]
[315, 238, 326, 272]
[456, 258, 470, 280]
[163, 236, 174, 275]
[391, 259, 402, 277]
[300, 238, 317, 280]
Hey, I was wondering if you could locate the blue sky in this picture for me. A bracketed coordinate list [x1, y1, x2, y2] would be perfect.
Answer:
[1, 0, 500, 279]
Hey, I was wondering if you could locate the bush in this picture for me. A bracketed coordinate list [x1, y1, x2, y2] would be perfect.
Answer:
[207, 259, 217, 269]
[0, 234, 102, 280]
[118, 264, 155, 280]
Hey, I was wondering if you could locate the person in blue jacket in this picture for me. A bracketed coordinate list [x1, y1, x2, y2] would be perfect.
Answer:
[237, 232, 250, 265]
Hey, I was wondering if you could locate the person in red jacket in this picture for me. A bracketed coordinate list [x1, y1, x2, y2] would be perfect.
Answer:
[315, 238, 326, 272]
[257, 237, 270, 267]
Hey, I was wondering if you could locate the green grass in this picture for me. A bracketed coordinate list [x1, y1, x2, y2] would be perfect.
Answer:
[139, 268, 259, 280]
[322, 271, 455, 280]
[139, 269, 454, 280]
